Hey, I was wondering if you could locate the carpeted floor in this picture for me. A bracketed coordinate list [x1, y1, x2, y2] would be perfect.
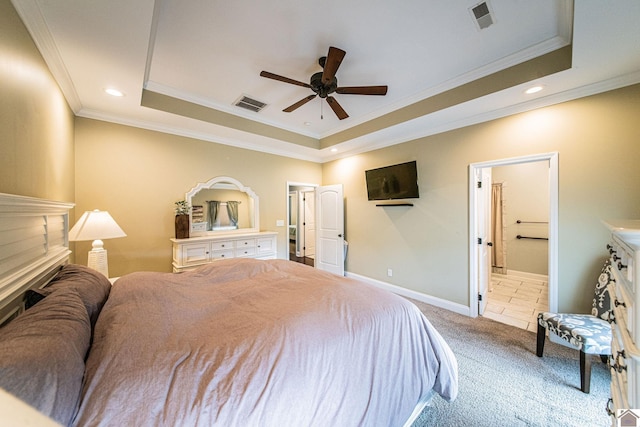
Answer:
[408, 299, 611, 427]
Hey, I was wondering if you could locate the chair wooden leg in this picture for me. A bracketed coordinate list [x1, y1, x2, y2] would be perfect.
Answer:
[536, 323, 545, 357]
[580, 351, 591, 393]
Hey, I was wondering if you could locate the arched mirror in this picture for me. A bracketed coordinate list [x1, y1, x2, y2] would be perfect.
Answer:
[185, 176, 259, 236]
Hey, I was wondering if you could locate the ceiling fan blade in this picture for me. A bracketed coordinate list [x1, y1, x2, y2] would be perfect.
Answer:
[326, 96, 349, 120]
[336, 85, 388, 95]
[260, 71, 311, 88]
[321, 47, 346, 85]
[283, 95, 317, 112]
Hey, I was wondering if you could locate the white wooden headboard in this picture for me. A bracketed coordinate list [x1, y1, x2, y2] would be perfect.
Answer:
[0, 193, 74, 326]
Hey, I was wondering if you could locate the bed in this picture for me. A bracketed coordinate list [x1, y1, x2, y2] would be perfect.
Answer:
[0, 194, 458, 427]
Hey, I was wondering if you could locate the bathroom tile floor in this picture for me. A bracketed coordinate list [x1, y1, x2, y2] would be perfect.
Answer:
[483, 273, 549, 332]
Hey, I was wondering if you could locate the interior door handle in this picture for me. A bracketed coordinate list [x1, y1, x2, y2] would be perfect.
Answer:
[338, 234, 343, 237]
[487, 242, 493, 246]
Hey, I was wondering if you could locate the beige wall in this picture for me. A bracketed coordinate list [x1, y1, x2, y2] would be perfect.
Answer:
[492, 162, 549, 276]
[323, 84, 640, 313]
[0, 0, 75, 202]
[74, 118, 322, 276]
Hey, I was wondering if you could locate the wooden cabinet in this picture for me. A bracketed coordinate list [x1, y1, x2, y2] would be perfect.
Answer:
[171, 231, 277, 272]
[603, 220, 640, 419]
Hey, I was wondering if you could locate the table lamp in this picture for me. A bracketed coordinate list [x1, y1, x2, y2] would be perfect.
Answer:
[69, 209, 126, 277]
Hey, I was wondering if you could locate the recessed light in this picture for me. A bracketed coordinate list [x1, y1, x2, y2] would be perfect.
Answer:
[304, 122, 312, 126]
[525, 85, 544, 95]
[330, 148, 338, 153]
[105, 88, 124, 97]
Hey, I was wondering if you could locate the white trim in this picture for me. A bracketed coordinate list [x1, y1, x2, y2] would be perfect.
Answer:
[75, 70, 640, 165]
[76, 108, 324, 163]
[10, 0, 82, 112]
[286, 181, 319, 260]
[469, 152, 558, 318]
[0, 193, 74, 321]
[346, 272, 471, 317]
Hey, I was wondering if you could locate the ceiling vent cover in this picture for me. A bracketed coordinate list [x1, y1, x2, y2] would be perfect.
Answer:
[470, 1, 494, 30]
[234, 95, 267, 113]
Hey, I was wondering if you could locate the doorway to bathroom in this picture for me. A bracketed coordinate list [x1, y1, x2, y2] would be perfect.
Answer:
[469, 152, 558, 331]
[288, 183, 317, 267]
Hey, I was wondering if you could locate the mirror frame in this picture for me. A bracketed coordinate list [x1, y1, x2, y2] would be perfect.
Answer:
[185, 176, 259, 236]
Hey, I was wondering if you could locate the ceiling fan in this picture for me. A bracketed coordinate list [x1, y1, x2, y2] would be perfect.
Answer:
[260, 46, 388, 120]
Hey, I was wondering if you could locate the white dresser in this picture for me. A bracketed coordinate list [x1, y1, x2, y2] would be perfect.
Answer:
[604, 220, 640, 420]
[171, 231, 278, 272]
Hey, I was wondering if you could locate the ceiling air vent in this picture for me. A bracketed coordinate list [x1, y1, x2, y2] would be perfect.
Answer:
[234, 95, 267, 113]
[470, 1, 494, 30]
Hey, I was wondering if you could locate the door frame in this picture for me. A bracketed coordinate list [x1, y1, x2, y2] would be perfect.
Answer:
[477, 168, 492, 316]
[286, 181, 318, 258]
[468, 152, 558, 318]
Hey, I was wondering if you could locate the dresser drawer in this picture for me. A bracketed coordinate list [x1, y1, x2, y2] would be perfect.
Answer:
[256, 236, 276, 255]
[180, 243, 210, 266]
[171, 231, 278, 272]
[611, 266, 634, 338]
[235, 246, 257, 257]
[210, 249, 234, 260]
[210, 240, 233, 251]
[236, 239, 256, 248]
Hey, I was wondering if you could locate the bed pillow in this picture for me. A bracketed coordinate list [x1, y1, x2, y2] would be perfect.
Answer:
[0, 287, 91, 426]
[40, 264, 112, 328]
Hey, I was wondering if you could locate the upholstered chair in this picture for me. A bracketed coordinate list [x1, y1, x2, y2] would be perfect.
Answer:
[536, 259, 613, 393]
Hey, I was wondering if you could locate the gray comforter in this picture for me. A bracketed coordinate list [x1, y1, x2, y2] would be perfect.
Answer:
[73, 258, 457, 426]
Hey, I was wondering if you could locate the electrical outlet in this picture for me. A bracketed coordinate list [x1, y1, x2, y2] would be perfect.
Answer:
[276, 220, 284, 227]
[387, 268, 393, 277]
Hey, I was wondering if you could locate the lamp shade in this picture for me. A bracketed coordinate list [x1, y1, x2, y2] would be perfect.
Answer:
[69, 210, 126, 241]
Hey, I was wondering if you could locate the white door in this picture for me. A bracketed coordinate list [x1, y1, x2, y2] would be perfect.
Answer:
[316, 184, 344, 275]
[477, 168, 492, 315]
[302, 190, 315, 258]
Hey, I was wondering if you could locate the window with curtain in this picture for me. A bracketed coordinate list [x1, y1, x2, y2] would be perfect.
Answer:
[206, 201, 220, 231]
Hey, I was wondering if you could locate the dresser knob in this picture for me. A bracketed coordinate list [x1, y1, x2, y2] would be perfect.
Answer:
[615, 299, 627, 308]
[618, 261, 628, 270]
[607, 244, 615, 253]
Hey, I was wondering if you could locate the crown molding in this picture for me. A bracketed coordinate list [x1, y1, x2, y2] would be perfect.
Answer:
[11, 0, 82, 112]
[78, 69, 640, 164]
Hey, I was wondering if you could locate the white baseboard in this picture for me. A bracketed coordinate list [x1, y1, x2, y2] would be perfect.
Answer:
[346, 271, 471, 317]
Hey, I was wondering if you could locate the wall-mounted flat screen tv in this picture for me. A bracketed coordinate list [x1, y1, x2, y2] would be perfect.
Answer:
[365, 161, 419, 201]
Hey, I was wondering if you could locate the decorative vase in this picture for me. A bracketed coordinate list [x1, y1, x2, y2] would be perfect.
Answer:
[175, 214, 189, 239]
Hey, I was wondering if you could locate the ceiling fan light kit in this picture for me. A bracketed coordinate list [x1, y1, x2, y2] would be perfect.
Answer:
[260, 46, 388, 120]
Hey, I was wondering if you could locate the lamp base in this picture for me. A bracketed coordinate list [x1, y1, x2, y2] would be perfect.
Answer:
[87, 248, 109, 278]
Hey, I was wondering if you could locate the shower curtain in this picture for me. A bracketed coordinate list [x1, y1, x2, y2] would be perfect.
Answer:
[491, 183, 506, 274]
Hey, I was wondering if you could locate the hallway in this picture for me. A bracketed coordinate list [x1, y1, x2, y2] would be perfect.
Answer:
[483, 272, 548, 332]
